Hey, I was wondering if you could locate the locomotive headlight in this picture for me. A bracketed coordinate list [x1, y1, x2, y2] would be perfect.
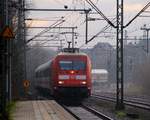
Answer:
[76, 75, 86, 80]
[58, 81, 64, 84]
[81, 81, 86, 85]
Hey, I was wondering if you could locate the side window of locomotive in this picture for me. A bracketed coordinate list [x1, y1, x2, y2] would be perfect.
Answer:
[59, 60, 86, 70]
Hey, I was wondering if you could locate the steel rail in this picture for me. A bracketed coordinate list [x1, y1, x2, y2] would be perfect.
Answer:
[92, 94, 150, 111]
[82, 105, 114, 120]
[61, 104, 113, 120]
[61, 105, 81, 120]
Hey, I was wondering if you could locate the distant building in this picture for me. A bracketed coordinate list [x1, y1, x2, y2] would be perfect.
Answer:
[81, 42, 116, 82]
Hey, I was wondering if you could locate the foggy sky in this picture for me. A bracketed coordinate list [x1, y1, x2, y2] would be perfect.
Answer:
[27, 0, 150, 49]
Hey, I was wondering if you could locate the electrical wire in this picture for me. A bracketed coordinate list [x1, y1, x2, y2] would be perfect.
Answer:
[26, 17, 65, 43]
[85, 0, 115, 28]
[79, 17, 116, 48]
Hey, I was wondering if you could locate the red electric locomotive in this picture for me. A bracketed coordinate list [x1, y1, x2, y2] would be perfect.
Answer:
[35, 48, 92, 98]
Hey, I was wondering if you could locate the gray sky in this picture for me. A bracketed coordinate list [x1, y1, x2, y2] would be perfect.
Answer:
[26, 0, 150, 49]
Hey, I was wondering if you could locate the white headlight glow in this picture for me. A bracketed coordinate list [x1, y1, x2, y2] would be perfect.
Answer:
[81, 81, 86, 84]
[58, 81, 64, 84]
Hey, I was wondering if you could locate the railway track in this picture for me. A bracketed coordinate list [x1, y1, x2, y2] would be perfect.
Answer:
[92, 94, 150, 111]
[62, 104, 114, 120]
[36, 94, 114, 120]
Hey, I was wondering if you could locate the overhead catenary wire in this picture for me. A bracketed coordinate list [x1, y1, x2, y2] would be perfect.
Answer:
[26, 17, 65, 44]
[25, 6, 91, 48]
[26, 18, 65, 43]
[87, 17, 116, 43]
[79, 17, 116, 48]
[85, 0, 116, 28]
[124, 2, 150, 28]
[30, 31, 64, 46]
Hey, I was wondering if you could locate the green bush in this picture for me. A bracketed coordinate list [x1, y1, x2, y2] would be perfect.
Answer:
[6, 101, 16, 120]
[0, 101, 16, 120]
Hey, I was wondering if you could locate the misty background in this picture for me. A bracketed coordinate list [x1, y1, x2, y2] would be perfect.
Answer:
[25, 0, 150, 97]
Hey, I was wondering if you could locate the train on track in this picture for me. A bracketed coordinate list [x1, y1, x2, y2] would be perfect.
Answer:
[35, 48, 92, 99]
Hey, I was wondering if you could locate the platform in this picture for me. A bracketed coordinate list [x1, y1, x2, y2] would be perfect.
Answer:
[13, 100, 77, 120]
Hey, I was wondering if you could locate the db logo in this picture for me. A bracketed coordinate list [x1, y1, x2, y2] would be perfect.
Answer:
[70, 75, 75, 79]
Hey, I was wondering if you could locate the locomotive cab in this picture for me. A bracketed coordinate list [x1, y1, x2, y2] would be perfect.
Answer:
[51, 48, 92, 98]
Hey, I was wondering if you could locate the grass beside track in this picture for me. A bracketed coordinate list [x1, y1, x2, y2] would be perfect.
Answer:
[84, 97, 148, 120]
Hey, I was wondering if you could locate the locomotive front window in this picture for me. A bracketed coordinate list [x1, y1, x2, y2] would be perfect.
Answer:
[59, 61, 72, 70]
[59, 60, 86, 70]
[73, 61, 86, 70]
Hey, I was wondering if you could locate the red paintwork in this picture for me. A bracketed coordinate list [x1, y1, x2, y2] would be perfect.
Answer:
[50, 53, 92, 97]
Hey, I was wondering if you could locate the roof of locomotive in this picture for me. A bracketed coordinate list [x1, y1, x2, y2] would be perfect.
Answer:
[57, 48, 88, 56]
[57, 51, 88, 56]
